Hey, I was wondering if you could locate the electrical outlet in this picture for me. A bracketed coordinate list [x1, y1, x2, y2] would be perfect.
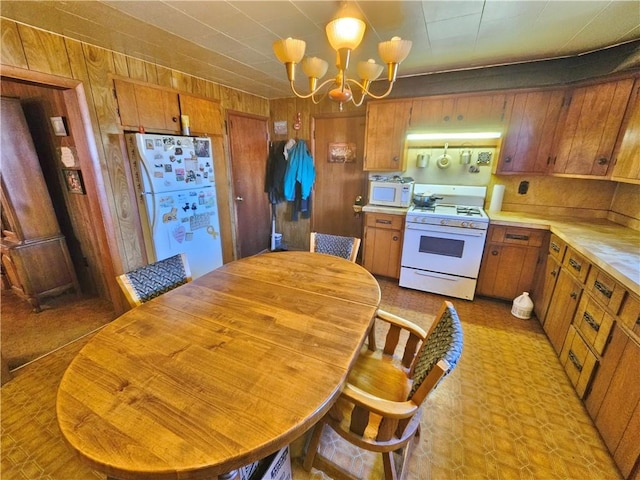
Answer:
[518, 181, 529, 194]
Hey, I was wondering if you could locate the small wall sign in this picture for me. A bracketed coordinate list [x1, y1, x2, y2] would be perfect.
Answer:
[62, 169, 85, 194]
[328, 142, 356, 163]
[50, 116, 68, 136]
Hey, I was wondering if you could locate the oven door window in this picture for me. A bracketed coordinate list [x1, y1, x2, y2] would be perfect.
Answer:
[419, 235, 464, 258]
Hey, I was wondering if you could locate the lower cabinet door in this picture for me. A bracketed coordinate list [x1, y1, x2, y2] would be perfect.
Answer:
[543, 269, 583, 354]
[559, 325, 598, 398]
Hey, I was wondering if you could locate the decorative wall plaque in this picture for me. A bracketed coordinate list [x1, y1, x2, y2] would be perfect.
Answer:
[328, 142, 356, 163]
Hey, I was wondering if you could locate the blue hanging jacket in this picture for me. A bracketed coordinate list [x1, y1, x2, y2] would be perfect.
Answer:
[283, 140, 315, 201]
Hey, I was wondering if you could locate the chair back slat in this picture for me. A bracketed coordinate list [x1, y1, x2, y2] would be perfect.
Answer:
[310, 232, 361, 262]
[408, 302, 463, 401]
[117, 253, 191, 308]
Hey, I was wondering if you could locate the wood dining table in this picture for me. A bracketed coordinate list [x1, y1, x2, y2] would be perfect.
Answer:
[56, 251, 381, 480]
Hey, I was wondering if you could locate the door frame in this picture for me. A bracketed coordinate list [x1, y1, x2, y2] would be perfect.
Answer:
[1, 65, 123, 311]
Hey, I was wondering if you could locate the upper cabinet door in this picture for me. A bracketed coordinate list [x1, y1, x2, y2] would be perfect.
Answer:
[363, 101, 412, 171]
[497, 88, 565, 174]
[114, 79, 180, 134]
[552, 78, 634, 177]
[178, 94, 223, 136]
[409, 92, 510, 129]
[610, 77, 640, 184]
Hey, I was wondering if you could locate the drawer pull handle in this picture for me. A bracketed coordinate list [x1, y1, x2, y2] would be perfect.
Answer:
[550, 269, 558, 277]
[570, 291, 578, 300]
[583, 311, 600, 332]
[568, 258, 582, 272]
[594, 280, 612, 298]
[568, 350, 583, 372]
[636, 315, 640, 326]
[551, 242, 560, 253]
[376, 219, 392, 225]
[506, 233, 529, 241]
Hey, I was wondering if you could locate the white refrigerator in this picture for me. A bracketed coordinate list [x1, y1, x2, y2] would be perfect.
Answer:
[125, 133, 223, 279]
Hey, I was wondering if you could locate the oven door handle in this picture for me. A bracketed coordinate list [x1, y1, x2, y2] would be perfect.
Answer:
[411, 271, 459, 281]
[405, 224, 486, 237]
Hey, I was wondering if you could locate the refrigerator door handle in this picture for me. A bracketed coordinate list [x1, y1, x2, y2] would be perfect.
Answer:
[138, 159, 157, 231]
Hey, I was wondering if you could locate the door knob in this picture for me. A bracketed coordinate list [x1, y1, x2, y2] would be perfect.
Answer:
[235, 196, 244, 201]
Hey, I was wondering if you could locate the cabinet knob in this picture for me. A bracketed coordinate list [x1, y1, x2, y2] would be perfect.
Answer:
[443, 115, 450, 122]
[457, 114, 464, 121]
[172, 116, 179, 123]
[393, 236, 399, 241]
[504, 156, 512, 163]
[491, 250, 499, 256]
[570, 291, 578, 299]
[393, 156, 399, 162]
[597, 157, 608, 165]
[550, 269, 557, 277]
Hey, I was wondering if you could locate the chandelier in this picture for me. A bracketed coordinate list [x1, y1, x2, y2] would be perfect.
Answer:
[273, 16, 412, 110]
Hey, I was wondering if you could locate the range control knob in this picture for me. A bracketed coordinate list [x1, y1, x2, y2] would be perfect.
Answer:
[440, 219, 448, 226]
[461, 221, 469, 228]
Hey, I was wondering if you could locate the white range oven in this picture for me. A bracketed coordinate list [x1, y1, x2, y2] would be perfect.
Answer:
[399, 184, 489, 300]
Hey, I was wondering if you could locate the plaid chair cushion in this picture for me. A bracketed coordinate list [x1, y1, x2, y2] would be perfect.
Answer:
[409, 305, 463, 399]
[314, 233, 355, 260]
[126, 254, 189, 304]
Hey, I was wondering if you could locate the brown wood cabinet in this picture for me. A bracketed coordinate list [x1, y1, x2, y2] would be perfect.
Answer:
[552, 77, 634, 177]
[362, 212, 404, 278]
[114, 79, 181, 133]
[532, 233, 566, 324]
[543, 268, 583, 354]
[559, 324, 598, 398]
[363, 101, 411, 171]
[178, 94, 223, 136]
[611, 77, 640, 184]
[497, 88, 565, 174]
[0, 97, 78, 311]
[409, 92, 510, 129]
[476, 225, 547, 301]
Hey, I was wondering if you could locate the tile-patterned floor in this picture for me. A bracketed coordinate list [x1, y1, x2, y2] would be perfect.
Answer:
[1, 277, 622, 480]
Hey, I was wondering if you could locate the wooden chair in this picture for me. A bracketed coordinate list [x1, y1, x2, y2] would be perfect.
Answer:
[116, 253, 192, 308]
[304, 301, 463, 480]
[310, 232, 361, 263]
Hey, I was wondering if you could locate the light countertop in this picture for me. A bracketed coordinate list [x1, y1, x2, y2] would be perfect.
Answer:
[488, 211, 640, 296]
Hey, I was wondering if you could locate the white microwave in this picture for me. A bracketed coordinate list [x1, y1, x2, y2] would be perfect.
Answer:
[368, 180, 414, 208]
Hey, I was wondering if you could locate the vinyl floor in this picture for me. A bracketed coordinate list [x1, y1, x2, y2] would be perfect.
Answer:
[0, 277, 622, 480]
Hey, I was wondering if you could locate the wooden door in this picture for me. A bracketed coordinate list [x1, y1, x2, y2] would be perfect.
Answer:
[611, 78, 640, 183]
[312, 114, 366, 243]
[553, 78, 634, 176]
[363, 101, 411, 171]
[543, 268, 583, 354]
[498, 89, 565, 174]
[227, 112, 270, 258]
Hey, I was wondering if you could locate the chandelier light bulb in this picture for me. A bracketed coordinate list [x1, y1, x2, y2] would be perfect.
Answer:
[326, 17, 366, 51]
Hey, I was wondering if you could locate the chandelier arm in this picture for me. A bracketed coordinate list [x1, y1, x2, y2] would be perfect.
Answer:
[289, 78, 339, 99]
[345, 78, 396, 100]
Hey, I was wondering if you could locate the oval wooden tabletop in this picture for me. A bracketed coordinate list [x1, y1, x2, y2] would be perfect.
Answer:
[56, 251, 380, 480]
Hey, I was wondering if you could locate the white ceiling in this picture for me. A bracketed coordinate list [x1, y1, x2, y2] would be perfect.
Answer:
[2, 1, 639, 99]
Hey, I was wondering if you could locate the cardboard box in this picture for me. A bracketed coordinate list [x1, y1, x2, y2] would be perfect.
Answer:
[249, 446, 291, 480]
[239, 460, 259, 480]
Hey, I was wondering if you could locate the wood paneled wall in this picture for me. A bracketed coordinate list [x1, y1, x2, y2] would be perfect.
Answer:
[0, 19, 269, 296]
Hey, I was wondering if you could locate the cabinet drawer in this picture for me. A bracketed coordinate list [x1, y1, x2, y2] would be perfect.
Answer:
[619, 293, 640, 341]
[574, 295, 614, 355]
[585, 266, 626, 314]
[489, 226, 545, 247]
[563, 247, 591, 283]
[560, 325, 598, 398]
[548, 233, 567, 261]
[365, 213, 403, 230]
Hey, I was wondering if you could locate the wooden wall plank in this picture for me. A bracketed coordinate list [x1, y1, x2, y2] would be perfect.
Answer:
[156, 65, 173, 88]
[171, 71, 193, 93]
[0, 19, 27, 68]
[144, 62, 158, 85]
[17, 24, 72, 77]
[126, 57, 147, 82]
[113, 53, 129, 78]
